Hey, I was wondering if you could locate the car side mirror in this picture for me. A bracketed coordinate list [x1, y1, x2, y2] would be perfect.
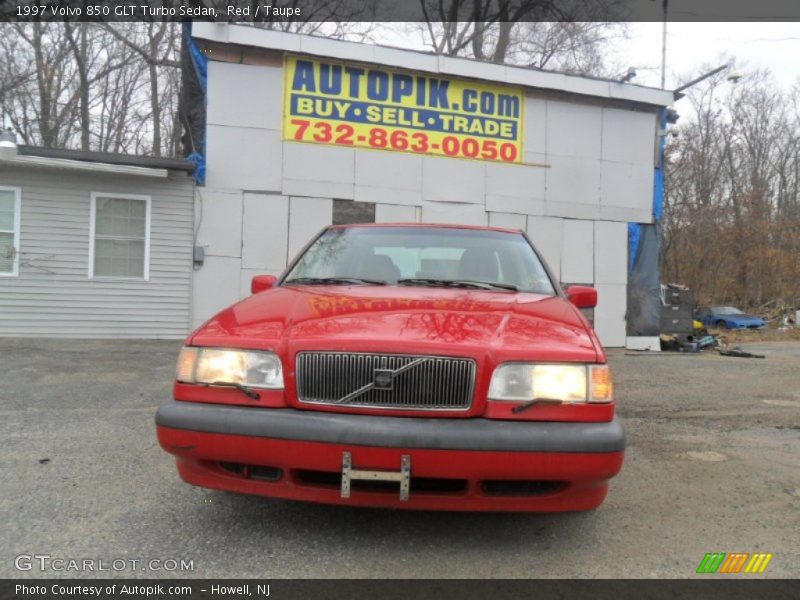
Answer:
[251, 275, 277, 294]
[565, 285, 597, 309]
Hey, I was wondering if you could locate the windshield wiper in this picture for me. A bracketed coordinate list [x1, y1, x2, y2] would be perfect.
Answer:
[283, 277, 386, 286]
[511, 398, 564, 414]
[202, 381, 261, 401]
[397, 278, 517, 291]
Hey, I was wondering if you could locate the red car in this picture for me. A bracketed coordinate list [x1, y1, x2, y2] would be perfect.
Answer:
[156, 224, 624, 511]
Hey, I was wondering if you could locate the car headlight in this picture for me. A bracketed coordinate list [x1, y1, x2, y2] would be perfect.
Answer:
[175, 347, 284, 389]
[487, 363, 612, 403]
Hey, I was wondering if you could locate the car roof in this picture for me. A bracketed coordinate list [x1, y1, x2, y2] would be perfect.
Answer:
[328, 222, 522, 234]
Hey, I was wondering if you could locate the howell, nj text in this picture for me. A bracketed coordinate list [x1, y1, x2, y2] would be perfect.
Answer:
[209, 584, 271, 596]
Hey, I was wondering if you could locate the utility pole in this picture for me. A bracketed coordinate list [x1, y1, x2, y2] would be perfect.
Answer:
[661, 0, 668, 89]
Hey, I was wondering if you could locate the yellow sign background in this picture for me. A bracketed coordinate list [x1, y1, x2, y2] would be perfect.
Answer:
[282, 55, 524, 163]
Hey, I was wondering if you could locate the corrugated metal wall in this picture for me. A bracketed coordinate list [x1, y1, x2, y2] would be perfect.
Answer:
[0, 167, 194, 338]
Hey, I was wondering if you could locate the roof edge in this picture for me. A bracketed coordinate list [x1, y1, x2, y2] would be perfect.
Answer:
[17, 146, 195, 173]
[192, 22, 674, 109]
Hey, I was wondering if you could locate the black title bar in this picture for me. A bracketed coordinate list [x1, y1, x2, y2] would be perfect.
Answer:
[3, 0, 800, 23]
[2, 579, 799, 600]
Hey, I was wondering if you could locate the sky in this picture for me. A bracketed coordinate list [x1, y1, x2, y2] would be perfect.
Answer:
[378, 22, 800, 107]
[618, 22, 800, 93]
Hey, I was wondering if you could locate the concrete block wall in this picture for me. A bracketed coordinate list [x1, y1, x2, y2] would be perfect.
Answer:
[193, 58, 655, 345]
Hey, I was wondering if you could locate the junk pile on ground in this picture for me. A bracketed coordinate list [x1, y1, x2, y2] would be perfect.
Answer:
[718, 346, 766, 359]
[659, 331, 766, 358]
[753, 299, 799, 331]
[658, 283, 767, 358]
[659, 332, 715, 353]
[697, 334, 717, 349]
[778, 314, 796, 331]
[659, 283, 697, 351]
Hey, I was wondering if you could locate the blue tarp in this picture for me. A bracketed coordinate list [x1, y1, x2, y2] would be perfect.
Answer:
[652, 109, 667, 220]
[626, 107, 667, 335]
[184, 23, 207, 185]
[628, 222, 641, 274]
[186, 24, 208, 90]
[626, 223, 662, 336]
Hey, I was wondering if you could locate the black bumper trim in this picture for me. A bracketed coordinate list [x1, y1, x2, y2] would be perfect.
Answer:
[156, 401, 625, 454]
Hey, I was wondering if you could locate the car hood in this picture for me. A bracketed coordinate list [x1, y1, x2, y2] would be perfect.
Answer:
[191, 285, 602, 363]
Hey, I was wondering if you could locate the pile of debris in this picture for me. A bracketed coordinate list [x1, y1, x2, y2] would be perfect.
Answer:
[755, 299, 799, 331]
[660, 331, 765, 358]
[659, 283, 771, 358]
[659, 283, 697, 351]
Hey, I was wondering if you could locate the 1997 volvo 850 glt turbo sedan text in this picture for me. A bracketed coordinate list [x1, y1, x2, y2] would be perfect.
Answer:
[156, 224, 624, 511]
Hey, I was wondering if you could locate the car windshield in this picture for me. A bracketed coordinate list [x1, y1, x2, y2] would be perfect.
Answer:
[713, 307, 744, 315]
[283, 226, 556, 295]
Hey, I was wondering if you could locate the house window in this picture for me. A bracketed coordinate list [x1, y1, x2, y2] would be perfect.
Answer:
[90, 193, 150, 280]
[0, 186, 21, 277]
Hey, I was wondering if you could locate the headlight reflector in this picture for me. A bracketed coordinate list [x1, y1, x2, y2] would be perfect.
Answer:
[530, 364, 587, 402]
[488, 363, 613, 403]
[176, 347, 284, 389]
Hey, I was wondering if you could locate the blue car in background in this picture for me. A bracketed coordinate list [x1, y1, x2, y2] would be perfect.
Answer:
[695, 306, 766, 330]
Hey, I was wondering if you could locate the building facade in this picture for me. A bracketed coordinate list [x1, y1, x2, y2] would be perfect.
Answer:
[188, 24, 672, 347]
[0, 147, 195, 338]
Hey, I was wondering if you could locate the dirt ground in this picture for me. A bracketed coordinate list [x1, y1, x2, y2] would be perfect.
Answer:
[711, 325, 800, 344]
[1, 339, 798, 578]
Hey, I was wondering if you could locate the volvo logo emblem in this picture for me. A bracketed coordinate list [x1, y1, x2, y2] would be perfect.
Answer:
[373, 369, 394, 390]
[333, 358, 427, 404]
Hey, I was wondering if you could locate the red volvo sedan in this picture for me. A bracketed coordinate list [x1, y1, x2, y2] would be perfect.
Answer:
[156, 224, 624, 511]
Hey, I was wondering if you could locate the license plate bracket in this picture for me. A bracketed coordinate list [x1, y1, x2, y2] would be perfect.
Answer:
[341, 452, 411, 501]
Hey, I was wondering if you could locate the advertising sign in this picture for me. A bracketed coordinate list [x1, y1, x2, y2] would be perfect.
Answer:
[282, 55, 524, 163]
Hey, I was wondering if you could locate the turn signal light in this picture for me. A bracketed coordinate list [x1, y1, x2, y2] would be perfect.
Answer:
[590, 365, 613, 403]
[176, 347, 198, 382]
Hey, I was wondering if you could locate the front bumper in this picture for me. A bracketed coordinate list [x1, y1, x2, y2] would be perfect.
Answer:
[156, 401, 625, 512]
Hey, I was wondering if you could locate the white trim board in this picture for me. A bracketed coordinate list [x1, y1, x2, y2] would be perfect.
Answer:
[0, 155, 168, 178]
[0, 185, 21, 277]
[192, 22, 675, 109]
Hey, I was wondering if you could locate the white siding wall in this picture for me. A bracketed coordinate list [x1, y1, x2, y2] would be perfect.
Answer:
[197, 58, 657, 345]
[0, 167, 194, 338]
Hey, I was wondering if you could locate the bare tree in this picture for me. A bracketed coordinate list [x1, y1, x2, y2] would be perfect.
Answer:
[102, 23, 182, 157]
[663, 65, 800, 311]
[1, 23, 82, 148]
[0, 22, 182, 156]
[504, 21, 626, 74]
[0, 10, 377, 157]
[411, 0, 625, 74]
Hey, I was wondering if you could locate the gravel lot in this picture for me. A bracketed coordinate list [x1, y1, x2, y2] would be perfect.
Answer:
[1, 339, 798, 578]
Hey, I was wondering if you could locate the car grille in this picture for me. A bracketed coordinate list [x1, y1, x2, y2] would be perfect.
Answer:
[296, 352, 475, 411]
